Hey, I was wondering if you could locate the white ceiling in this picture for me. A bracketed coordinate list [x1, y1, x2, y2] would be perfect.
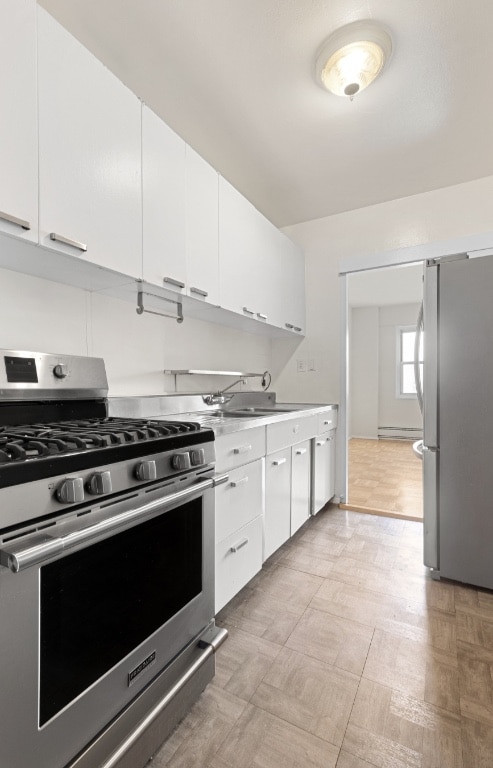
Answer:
[39, 0, 493, 228]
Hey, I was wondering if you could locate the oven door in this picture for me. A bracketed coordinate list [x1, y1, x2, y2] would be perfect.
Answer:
[0, 474, 216, 768]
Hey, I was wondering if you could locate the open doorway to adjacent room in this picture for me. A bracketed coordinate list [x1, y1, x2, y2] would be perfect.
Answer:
[344, 263, 424, 521]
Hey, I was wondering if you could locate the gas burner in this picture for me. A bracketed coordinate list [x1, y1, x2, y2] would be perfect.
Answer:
[0, 418, 202, 464]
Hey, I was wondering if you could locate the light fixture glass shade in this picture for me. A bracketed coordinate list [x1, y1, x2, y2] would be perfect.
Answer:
[315, 20, 392, 98]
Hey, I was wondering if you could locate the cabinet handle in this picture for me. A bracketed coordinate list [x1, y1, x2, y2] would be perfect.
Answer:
[294, 326, 302, 332]
[230, 537, 249, 553]
[190, 286, 208, 298]
[0, 210, 30, 231]
[285, 322, 294, 329]
[49, 232, 87, 252]
[323, 420, 331, 426]
[233, 444, 252, 455]
[231, 476, 249, 487]
[316, 440, 326, 447]
[257, 312, 268, 321]
[242, 307, 255, 316]
[295, 448, 307, 455]
[163, 277, 185, 289]
[273, 458, 287, 466]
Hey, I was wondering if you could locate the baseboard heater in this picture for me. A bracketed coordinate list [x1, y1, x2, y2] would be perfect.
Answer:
[378, 426, 423, 441]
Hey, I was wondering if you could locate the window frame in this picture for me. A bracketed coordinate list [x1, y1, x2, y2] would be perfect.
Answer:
[396, 325, 422, 399]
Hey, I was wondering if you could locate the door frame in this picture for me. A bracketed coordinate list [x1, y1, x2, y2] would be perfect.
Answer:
[337, 232, 493, 505]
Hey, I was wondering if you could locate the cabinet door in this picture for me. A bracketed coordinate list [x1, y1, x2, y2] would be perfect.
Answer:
[312, 432, 336, 514]
[186, 146, 219, 304]
[255, 214, 283, 328]
[142, 105, 187, 292]
[218, 176, 259, 317]
[291, 441, 311, 534]
[38, 7, 142, 276]
[215, 516, 263, 613]
[0, 0, 37, 242]
[215, 459, 264, 542]
[264, 448, 291, 560]
[279, 232, 306, 334]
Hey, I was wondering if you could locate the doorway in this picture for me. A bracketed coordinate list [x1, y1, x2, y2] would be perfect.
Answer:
[343, 263, 424, 521]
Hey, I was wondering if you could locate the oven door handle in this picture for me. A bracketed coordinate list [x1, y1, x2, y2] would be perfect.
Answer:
[0, 474, 229, 574]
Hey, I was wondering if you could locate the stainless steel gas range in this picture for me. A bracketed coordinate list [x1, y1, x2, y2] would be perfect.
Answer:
[0, 350, 227, 768]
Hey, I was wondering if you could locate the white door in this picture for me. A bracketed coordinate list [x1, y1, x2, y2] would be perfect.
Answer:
[186, 146, 218, 304]
[38, 7, 142, 276]
[0, 0, 38, 242]
[142, 105, 187, 292]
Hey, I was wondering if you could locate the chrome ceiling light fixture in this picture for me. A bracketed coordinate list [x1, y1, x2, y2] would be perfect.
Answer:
[315, 20, 392, 99]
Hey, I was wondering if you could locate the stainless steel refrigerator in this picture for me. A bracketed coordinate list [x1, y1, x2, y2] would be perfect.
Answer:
[419, 252, 493, 589]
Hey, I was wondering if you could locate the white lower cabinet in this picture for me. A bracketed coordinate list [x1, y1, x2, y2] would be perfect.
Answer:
[291, 440, 311, 535]
[312, 430, 336, 514]
[264, 447, 292, 560]
[214, 435, 265, 614]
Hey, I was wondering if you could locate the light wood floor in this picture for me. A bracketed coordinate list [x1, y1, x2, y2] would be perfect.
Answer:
[149, 506, 492, 768]
[346, 438, 423, 520]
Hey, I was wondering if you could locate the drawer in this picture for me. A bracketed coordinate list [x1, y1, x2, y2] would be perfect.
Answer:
[318, 410, 338, 434]
[215, 458, 264, 542]
[215, 426, 266, 472]
[266, 414, 317, 454]
[215, 515, 263, 613]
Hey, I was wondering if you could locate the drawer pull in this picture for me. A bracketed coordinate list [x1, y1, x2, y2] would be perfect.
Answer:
[231, 477, 249, 488]
[273, 458, 287, 466]
[0, 210, 30, 230]
[242, 307, 255, 316]
[50, 232, 87, 252]
[323, 420, 331, 426]
[285, 322, 294, 329]
[163, 276, 185, 289]
[233, 444, 252, 455]
[316, 440, 326, 447]
[293, 326, 302, 332]
[295, 448, 307, 455]
[257, 312, 268, 321]
[190, 286, 208, 297]
[230, 537, 249, 553]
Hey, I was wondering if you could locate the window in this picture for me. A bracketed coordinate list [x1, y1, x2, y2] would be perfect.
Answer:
[396, 326, 423, 398]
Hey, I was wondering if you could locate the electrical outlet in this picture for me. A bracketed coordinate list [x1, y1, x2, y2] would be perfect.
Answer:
[308, 359, 316, 371]
[297, 359, 307, 373]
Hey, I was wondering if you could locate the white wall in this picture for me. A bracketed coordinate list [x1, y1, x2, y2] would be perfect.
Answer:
[378, 304, 422, 434]
[0, 265, 271, 397]
[273, 174, 493, 403]
[350, 307, 379, 438]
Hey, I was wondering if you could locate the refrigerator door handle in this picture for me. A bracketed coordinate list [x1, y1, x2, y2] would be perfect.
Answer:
[414, 302, 424, 414]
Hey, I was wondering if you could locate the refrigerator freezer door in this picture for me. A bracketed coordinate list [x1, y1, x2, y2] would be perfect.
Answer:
[438, 255, 493, 588]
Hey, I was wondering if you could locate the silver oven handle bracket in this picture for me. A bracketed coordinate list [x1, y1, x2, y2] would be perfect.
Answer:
[0, 475, 228, 573]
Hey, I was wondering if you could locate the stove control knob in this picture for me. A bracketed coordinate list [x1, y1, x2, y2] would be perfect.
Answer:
[172, 452, 191, 471]
[56, 477, 84, 504]
[53, 364, 68, 379]
[87, 471, 112, 495]
[135, 460, 157, 482]
[190, 448, 205, 466]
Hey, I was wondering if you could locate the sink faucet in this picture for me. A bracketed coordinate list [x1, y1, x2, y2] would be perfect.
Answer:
[203, 371, 271, 407]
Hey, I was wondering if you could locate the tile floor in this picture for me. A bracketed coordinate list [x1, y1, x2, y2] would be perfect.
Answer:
[150, 506, 493, 768]
[347, 439, 423, 520]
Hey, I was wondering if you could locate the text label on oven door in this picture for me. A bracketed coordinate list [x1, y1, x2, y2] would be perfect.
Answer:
[128, 651, 156, 686]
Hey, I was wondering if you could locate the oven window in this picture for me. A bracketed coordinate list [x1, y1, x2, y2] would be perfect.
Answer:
[39, 497, 202, 726]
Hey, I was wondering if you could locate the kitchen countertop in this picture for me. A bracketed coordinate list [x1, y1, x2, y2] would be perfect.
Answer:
[109, 394, 338, 436]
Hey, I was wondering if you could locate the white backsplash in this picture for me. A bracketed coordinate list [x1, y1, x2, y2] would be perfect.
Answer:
[0, 266, 272, 397]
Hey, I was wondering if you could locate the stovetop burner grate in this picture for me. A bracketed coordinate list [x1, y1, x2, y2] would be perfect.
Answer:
[0, 418, 202, 464]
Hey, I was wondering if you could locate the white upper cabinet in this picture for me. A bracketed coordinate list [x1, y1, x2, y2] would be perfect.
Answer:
[0, 0, 38, 242]
[142, 105, 187, 292]
[185, 146, 219, 305]
[37, 7, 142, 277]
[278, 232, 306, 334]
